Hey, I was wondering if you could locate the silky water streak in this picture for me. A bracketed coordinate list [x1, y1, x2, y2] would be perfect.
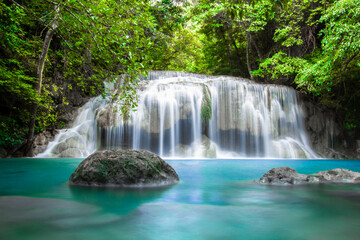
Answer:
[38, 71, 318, 158]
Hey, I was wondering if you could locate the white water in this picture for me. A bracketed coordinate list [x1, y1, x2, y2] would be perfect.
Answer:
[38, 71, 318, 159]
[37, 97, 106, 158]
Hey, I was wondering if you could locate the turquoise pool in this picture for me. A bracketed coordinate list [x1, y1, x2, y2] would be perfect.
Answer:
[1, 158, 360, 240]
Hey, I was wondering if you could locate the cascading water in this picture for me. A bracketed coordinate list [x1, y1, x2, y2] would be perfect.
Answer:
[37, 97, 106, 158]
[38, 71, 318, 159]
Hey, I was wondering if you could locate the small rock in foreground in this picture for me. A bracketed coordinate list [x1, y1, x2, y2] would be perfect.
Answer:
[259, 167, 360, 185]
[69, 149, 179, 187]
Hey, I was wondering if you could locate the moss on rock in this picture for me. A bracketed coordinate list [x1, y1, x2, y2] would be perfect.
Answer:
[69, 149, 179, 187]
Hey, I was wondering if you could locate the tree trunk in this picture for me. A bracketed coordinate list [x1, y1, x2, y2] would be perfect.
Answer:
[343, 51, 359, 72]
[24, 5, 59, 156]
[249, 33, 263, 59]
[240, 22, 255, 79]
[220, 27, 232, 71]
[232, 40, 245, 76]
[226, 25, 245, 76]
[246, 33, 254, 80]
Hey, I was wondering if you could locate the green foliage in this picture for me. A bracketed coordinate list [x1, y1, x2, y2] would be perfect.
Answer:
[294, 53, 334, 96]
[188, 0, 278, 76]
[116, 72, 140, 118]
[190, 1, 244, 75]
[254, 51, 306, 83]
[295, 0, 360, 99]
[243, 1, 276, 33]
[35, 86, 58, 132]
[320, 0, 360, 58]
[167, 26, 208, 73]
[0, 0, 157, 147]
[0, 117, 24, 147]
[148, 0, 186, 69]
[0, 2, 26, 51]
[0, 2, 37, 103]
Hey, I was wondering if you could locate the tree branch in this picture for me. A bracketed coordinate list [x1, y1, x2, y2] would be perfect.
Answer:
[75, 0, 102, 34]
[65, 8, 101, 51]
[9, 0, 24, 9]
[343, 51, 359, 72]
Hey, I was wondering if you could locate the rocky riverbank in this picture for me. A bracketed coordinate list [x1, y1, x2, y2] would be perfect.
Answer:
[301, 96, 360, 159]
[259, 167, 360, 185]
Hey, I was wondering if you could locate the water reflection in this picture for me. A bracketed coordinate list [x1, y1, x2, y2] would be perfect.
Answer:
[69, 184, 175, 214]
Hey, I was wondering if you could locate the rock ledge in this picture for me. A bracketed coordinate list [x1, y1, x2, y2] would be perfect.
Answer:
[259, 167, 360, 185]
[69, 149, 179, 187]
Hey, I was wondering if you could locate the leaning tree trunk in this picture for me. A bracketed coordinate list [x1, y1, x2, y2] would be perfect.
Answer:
[24, 5, 59, 156]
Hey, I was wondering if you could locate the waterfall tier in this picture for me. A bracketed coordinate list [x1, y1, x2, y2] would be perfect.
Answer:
[36, 97, 106, 158]
[38, 71, 318, 159]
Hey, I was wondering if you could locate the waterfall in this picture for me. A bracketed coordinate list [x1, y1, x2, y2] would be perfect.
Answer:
[36, 97, 107, 158]
[38, 71, 318, 159]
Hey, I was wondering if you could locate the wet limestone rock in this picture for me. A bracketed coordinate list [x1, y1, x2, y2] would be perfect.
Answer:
[316, 168, 360, 182]
[32, 130, 59, 156]
[259, 167, 360, 185]
[69, 149, 179, 187]
[259, 167, 318, 184]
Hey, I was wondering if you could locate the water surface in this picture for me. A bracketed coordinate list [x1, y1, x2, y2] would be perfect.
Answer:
[1, 158, 360, 239]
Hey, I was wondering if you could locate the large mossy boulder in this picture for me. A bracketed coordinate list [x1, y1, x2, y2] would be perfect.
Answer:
[259, 167, 360, 185]
[69, 149, 179, 187]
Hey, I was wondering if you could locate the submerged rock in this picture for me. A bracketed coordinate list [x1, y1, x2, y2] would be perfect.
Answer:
[259, 167, 360, 185]
[69, 149, 179, 187]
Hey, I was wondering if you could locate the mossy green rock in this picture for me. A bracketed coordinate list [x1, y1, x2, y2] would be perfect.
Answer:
[69, 149, 179, 187]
